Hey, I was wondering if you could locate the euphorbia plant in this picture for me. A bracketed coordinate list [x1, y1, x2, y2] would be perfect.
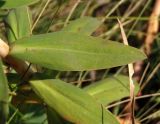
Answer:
[0, 1, 146, 124]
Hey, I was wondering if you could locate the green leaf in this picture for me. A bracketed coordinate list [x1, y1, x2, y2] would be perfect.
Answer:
[5, 9, 18, 42]
[0, 0, 39, 9]
[0, 58, 9, 123]
[84, 75, 140, 105]
[10, 31, 146, 71]
[62, 17, 101, 35]
[5, 6, 32, 43]
[30, 79, 119, 124]
[20, 106, 47, 124]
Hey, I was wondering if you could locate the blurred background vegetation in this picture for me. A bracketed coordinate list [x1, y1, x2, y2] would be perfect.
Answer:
[0, 0, 160, 124]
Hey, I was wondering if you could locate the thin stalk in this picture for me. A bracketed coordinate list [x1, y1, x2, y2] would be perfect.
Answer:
[55, 72, 61, 79]
[118, 19, 135, 124]
[71, 78, 92, 84]
[139, 62, 150, 87]
[46, 6, 61, 33]
[6, 109, 18, 124]
[27, 7, 32, 34]
[114, 66, 126, 77]
[127, 0, 152, 37]
[122, 0, 144, 21]
[9, 104, 23, 117]
[106, 92, 160, 109]
[81, 71, 89, 80]
[101, 19, 132, 38]
[140, 63, 160, 91]
[136, 89, 160, 117]
[101, 0, 126, 23]
[81, 0, 93, 17]
[102, 69, 110, 79]
[101, 0, 144, 39]
[64, 0, 81, 27]
[31, 0, 51, 31]
[100, 16, 160, 21]
[138, 102, 159, 119]
[140, 110, 160, 122]
[77, 71, 84, 87]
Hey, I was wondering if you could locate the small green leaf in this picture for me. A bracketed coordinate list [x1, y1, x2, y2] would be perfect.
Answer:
[20, 105, 47, 124]
[0, 0, 39, 9]
[30, 79, 119, 124]
[84, 75, 140, 105]
[62, 17, 101, 35]
[0, 58, 9, 123]
[5, 9, 18, 42]
[10, 31, 146, 71]
[5, 6, 31, 43]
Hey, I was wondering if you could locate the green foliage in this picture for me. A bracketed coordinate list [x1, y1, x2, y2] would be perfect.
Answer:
[0, 0, 153, 123]
[84, 75, 140, 105]
[62, 17, 101, 35]
[31, 79, 119, 124]
[0, 59, 9, 123]
[5, 6, 31, 43]
[10, 31, 146, 71]
[20, 105, 47, 124]
[0, 0, 39, 9]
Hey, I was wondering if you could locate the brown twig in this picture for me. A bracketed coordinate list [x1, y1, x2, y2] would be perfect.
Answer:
[106, 92, 160, 109]
[144, 0, 160, 55]
[134, 0, 160, 88]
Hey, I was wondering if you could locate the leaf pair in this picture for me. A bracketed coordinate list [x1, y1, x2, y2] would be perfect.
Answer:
[2, 8, 146, 123]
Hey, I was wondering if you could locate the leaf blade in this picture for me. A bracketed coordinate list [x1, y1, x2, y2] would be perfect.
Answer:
[30, 79, 119, 124]
[10, 31, 146, 71]
[62, 17, 101, 35]
[0, 59, 9, 123]
[84, 75, 140, 105]
[0, 0, 39, 9]
[5, 6, 32, 43]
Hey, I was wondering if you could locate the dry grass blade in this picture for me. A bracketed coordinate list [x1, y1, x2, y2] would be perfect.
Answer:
[101, 0, 126, 23]
[117, 18, 135, 124]
[106, 92, 160, 109]
[140, 62, 160, 92]
[64, 0, 81, 27]
[144, 0, 160, 55]
[31, 0, 51, 32]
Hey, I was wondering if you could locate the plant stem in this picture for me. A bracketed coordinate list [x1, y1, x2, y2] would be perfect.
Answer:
[31, 0, 51, 31]
[64, 0, 81, 27]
